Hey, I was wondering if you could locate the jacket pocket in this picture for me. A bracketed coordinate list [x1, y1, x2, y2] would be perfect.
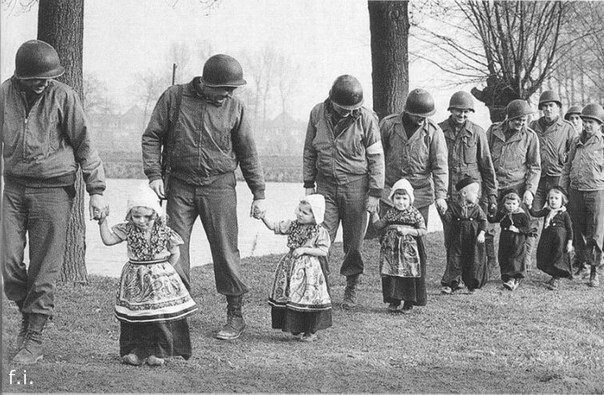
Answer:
[463, 138, 477, 164]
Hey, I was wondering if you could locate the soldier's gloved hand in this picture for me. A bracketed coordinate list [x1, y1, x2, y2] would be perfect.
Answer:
[149, 179, 165, 199]
[522, 191, 534, 207]
[366, 196, 380, 214]
[488, 195, 498, 215]
[250, 199, 266, 218]
[435, 198, 448, 215]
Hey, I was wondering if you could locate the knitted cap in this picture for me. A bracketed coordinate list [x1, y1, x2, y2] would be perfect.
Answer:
[126, 182, 163, 220]
[389, 178, 415, 205]
[300, 194, 326, 225]
[455, 176, 478, 192]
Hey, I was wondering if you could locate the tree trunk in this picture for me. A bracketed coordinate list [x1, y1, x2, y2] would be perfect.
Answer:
[38, 0, 88, 283]
[368, 0, 409, 120]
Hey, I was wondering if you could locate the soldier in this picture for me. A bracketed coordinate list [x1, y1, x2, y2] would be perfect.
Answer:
[1, 40, 107, 364]
[380, 88, 448, 311]
[438, 91, 497, 292]
[561, 103, 604, 287]
[303, 75, 384, 310]
[142, 54, 266, 340]
[529, 91, 578, 211]
[485, 99, 541, 282]
[564, 105, 583, 134]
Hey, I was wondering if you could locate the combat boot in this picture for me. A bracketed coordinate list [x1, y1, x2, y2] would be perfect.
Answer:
[15, 300, 28, 349]
[342, 274, 359, 309]
[589, 266, 600, 288]
[216, 295, 246, 340]
[16, 313, 29, 350]
[12, 313, 47, 364]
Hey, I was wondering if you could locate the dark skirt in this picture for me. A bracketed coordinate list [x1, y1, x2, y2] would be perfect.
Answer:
[120, 318, 191, 360]
[271, 307, 332, 334]
[536, 226, 572, 278]
[382, 235, 427, 306]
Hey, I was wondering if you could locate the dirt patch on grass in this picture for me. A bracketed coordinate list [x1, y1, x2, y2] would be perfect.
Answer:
[3, 233, 604, 392]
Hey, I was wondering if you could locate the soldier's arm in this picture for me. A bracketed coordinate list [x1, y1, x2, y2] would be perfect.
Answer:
[142, 89, 172, 183]
[524, 133, 541, 195]
[63, 89, 106, 195]
[302, 107, 319, 189]
[232, 105, 265, 200]
[364, 112, 385, 197]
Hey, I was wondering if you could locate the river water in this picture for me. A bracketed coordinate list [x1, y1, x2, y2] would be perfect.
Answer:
[84, 179, 442, 277]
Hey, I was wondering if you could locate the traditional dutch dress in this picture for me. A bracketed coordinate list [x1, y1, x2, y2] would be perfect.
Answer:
[488, 208, 535, 282]
[112, 221, 197, 360]
[529, 207, 574, 279]
[374, 206, 427, 306]
[441, 201, 488, 290]
[268, 220, 332, 335]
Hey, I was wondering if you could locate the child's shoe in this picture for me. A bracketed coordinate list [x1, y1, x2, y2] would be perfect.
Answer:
[292, 332, 304, 341]
[512, 278, 521, 290]
[122, 353, 143, 366]
[401, 301, 414, 314]
[301, 332, 318, 342]
[547, 277, 559, 290]
[441, 286, 452, 295]
[387, 303, 400, 312]
[452, 281, 465, 292]
[147, 355, 165, 366]
[503, 279, 515, 290]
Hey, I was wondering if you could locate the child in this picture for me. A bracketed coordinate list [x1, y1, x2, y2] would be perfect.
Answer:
[488, 191, 536, 291]
[371, 178, 427, 313]
[529, 186, 574, 290]
[256, 194, 331, 342]
[98, 185, 197, 366]
[440, 176, 488, 294]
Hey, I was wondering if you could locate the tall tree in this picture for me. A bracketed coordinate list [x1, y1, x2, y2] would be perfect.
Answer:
[37, 0, 88, 283]
[368, 0, 410, 120]
[415, 0, 570, 122]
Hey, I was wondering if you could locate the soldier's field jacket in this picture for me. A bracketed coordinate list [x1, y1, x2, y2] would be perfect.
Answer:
[529, 117, 578, 177]
[142, 78, 265, 200]
[561, 132, 604, 192]
[439, 117, 497, 199]
[1, 77, 105, 194]
[486, 120, 541, 195]
[380, 114, 448, 209]
[303, 101, 384, 197]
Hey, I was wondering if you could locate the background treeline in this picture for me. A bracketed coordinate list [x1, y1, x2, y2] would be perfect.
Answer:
[100, 151, 303, 183]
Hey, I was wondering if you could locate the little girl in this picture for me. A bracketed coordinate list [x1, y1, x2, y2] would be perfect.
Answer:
[529, 186, 574, 290]
[98, 185, 197, 366]
[440, 176, 488, 294]
[488, 191, 536, 291]
[256, 194, 331, 342]
[371, 178, 426, 313]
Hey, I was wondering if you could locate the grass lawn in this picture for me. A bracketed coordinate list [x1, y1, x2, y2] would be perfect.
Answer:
[2, 232, 603, 393]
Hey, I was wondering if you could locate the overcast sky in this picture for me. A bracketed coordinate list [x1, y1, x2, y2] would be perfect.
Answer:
[1, 0, 492, 126]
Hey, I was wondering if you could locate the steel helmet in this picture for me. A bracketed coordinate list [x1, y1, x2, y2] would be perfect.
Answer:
[14, 40, 65, 80]
[201, 54, 246, 88]
[329, 75, 364, 110]
[538, 90, 562, 109]
[564, 105, 582, 121]
[448, 91, 475, 112]
[580, 103, 604, 124]
[404, 88, 435, 117]
[506, 99, 533, 120]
